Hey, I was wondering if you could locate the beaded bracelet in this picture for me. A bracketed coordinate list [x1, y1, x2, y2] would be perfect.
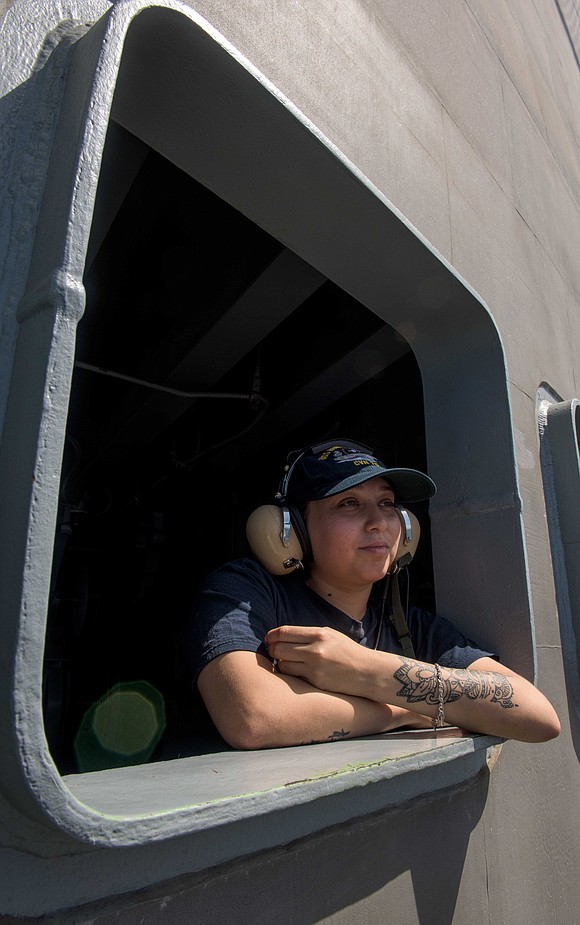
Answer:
[432, 663, 446, 730]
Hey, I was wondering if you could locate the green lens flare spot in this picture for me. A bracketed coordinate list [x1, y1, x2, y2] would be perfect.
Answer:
[74, 681, 166, 772]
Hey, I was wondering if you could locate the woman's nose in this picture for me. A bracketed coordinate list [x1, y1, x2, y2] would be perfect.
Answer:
[364, 505, 387, 529]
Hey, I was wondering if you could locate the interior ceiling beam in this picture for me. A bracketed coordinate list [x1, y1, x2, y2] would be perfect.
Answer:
[151, 247, 324, 387]
[79, 247, 325, 464]
[212, 325, 411, 472]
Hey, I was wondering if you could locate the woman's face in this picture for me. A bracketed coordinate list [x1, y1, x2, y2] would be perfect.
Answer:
[305, 477, 402, 592]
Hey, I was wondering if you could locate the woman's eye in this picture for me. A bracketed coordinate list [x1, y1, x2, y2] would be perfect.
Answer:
[379, 499, 396, 509]
[339, 498, 358, 508]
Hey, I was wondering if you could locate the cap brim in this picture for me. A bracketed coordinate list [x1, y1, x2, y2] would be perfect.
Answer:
[322, 466, 436, 503]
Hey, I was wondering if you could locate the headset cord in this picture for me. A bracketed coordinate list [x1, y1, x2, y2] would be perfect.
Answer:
[373, 569, 416, 658]
[373, 575, 390, 650]
[390, 569, 416, 658]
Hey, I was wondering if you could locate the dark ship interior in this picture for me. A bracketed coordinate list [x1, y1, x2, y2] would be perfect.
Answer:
[44, 128, 434, 773]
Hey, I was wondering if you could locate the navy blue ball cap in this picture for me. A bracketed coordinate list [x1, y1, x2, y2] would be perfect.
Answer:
[282, 440, 436, 505]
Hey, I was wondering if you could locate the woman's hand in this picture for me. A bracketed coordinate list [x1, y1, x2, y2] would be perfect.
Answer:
[265, 624, 374, 696]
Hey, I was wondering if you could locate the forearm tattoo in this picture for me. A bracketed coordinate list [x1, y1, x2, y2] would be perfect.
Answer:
[329, 728, 350, 740]
[301, 729, 350, 746]
[394, 659, 518, 710]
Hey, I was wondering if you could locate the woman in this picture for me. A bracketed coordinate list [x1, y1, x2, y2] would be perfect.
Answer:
[187, 440, 560, 748]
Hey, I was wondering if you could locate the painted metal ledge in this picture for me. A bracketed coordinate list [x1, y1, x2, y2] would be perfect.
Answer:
[61, 729, 502, 847]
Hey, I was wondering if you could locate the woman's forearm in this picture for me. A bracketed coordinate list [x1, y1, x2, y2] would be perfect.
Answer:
[265, 626, 560, 743]
[197, 651, 429, 749]
[367, 655, 560, 743]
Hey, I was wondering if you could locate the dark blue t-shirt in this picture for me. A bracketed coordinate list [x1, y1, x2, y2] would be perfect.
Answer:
[185, 557, 495, 683]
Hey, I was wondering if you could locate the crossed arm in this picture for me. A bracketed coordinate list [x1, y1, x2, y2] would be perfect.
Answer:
[197, 625, 560, 749]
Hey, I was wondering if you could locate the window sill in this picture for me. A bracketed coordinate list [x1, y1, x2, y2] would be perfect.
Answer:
[60, 729, 502, 852]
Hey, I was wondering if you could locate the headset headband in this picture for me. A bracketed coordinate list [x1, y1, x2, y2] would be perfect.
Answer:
[275, 438, 374, 503]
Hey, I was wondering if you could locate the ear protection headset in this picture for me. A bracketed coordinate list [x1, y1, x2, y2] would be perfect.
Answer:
[245, 440, 421, 576]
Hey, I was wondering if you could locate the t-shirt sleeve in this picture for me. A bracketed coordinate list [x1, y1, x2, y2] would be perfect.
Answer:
[407, 606, 498, 669]
[183, 559, 279, 683]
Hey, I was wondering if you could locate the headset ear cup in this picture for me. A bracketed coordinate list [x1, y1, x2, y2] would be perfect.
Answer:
[286, 503, 312, 564]
[395, 508, 421, 568]
[246, 505, 305, 575]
